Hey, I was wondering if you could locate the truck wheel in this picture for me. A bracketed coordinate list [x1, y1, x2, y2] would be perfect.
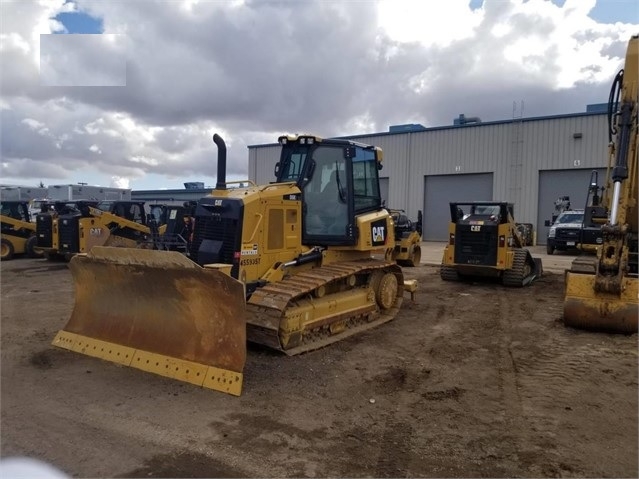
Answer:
[25, 235, 44, 258]
[546, 244, 555, 255]
[1, 239, 14, 261]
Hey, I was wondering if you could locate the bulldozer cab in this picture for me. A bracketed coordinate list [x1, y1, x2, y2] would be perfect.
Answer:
[275, 135, 383, 246]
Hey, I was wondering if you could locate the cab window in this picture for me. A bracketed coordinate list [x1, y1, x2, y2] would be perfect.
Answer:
[352, 148, 381, 213]
[278, 151, 308, 182]
[303, 146, 348, 237]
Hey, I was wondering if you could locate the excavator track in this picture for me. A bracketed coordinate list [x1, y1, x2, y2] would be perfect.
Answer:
[246, 259, 404, 355]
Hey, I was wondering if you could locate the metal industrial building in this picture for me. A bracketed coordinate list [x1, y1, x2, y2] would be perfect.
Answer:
[1, 184, 130, 201]
[132, 182, 211, 205]
[248, 109, 610, 244]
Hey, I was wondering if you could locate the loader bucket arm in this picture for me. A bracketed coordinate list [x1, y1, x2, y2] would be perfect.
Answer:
[52, 246, 247, 396]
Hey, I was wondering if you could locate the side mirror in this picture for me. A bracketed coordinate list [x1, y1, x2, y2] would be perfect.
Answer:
[544, 220, 551, 227]
[274, 162, 280, 177]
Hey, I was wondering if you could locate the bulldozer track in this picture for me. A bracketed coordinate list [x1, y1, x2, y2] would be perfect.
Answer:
[247, 259, 403, 355]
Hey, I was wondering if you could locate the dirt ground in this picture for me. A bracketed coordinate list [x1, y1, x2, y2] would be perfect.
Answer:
[1, 257, 637, 478]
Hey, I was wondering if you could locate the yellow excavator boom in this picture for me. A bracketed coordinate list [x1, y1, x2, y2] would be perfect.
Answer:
[563, 35, 638, 333]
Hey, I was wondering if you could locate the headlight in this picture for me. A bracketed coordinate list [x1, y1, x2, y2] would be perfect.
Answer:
[548, 227, 556, 238]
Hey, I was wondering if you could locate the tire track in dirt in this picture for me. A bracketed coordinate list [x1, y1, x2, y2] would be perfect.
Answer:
[499, 280, 638, 477]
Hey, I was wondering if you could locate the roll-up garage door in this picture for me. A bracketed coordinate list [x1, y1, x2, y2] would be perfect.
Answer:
[423, 173, 493, 241]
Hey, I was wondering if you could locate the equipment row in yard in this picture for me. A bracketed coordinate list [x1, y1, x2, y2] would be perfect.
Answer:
[10, 36, 639, 399]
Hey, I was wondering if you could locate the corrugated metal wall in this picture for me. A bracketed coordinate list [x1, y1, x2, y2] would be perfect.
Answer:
[248, 144, 282, 185]
[248, 113, 609, 232]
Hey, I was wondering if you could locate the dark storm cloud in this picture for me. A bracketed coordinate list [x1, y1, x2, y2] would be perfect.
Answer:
[0, 0, 636, 186]
[11, 0, 383, 132]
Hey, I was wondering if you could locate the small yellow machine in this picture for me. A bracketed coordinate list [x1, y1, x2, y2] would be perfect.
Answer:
[440, 202, 542, 286]
[388, 209, 422, 267]
[39, 200, 163, 261]
[0, 201, 42, 260]
[35, 200, 98, 260]
[563, 35, 638, 334]
[53, 134, 417, 395]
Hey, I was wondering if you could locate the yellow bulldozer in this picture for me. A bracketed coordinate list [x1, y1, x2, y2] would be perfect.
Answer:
[440, 201, 542, 286]
[0, 201, 42, 260]
[563, 35, 638, 334]
[53, 134, 417, 396]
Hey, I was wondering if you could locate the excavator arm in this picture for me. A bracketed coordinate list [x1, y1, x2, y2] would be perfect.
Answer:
[563, 35, 638, 333]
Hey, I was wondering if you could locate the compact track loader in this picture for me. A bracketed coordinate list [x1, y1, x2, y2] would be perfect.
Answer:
[36, 200, 99, 260]
[147, 202, 195, 254]
[440, 202, 542, 286]
[39, 200, 161, 261]
[563, 35, 638, 334]
[0, 201, 42, 260]
[53, 134, 417, 396]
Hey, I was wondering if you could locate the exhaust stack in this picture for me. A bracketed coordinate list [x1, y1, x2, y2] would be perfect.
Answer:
[213, 133, 226, 190]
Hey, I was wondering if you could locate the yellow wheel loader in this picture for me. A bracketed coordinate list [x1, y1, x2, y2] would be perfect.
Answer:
[53, 134, 417, 396]
[563, 35, 638, 334]
[0, 201, 42, 260]
[440, 202, 542, 286]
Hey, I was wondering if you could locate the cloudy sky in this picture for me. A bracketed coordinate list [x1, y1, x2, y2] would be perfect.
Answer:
[1, 0, 637, 190]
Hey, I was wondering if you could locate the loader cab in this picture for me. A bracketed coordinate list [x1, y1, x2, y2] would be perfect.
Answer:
[1, 201, 30, 223]
[97, 201, 147, 224]
[276, 135, 383, 246]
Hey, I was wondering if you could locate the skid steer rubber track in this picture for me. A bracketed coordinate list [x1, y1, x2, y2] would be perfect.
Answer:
[440, 265, 460, 282]
[502, 248, 542, 287]
[52, 247, 247, 396]
[246, 259, 404, 354]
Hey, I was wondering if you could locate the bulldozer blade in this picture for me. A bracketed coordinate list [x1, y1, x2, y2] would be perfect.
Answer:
[564, 271, 638, 334]
[52, 246, 247, 396]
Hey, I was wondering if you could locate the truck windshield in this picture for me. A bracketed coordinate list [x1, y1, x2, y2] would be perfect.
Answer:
[556, 213, 583, 224]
